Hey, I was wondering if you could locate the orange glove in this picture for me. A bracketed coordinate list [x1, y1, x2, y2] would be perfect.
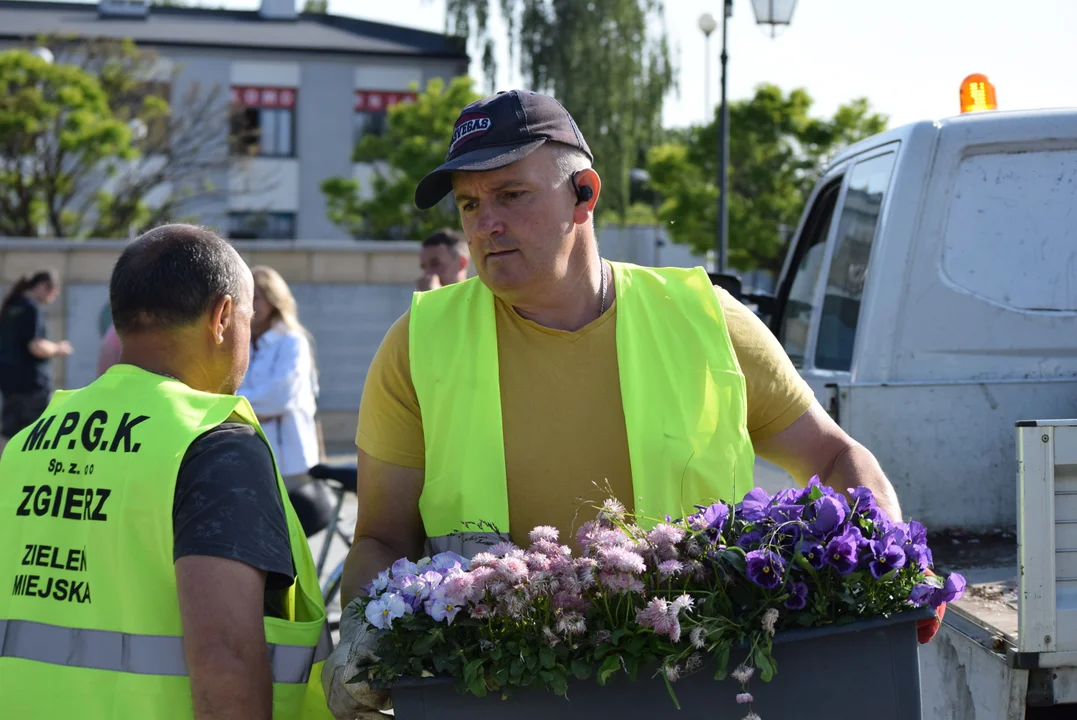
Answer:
[916, 568, 945, 644]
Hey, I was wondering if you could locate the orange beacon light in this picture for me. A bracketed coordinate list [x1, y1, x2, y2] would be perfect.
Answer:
[960, 74, 998, 114]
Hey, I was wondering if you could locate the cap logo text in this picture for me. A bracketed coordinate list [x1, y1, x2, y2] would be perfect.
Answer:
[449, 113, 492, 155]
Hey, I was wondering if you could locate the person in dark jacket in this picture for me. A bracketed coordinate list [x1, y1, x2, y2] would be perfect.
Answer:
[0, 269, 73, 442]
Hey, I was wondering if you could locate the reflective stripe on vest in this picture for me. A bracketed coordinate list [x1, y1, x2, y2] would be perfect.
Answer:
[0, 618, 333, 684]
[410, 262, 755, 545]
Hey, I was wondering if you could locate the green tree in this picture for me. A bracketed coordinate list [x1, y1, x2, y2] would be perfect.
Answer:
[320, 76, 481, 240]
[302, 0, 328, 13]
[646, 84, 888, 272]
[0, 37, 231, 238]
[444, 0, 674, 222]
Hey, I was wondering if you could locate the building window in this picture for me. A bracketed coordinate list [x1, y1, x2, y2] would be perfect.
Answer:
[227, 211, 296, 240]
[353, 90, 416, 146]
[231, 86, 296, 158]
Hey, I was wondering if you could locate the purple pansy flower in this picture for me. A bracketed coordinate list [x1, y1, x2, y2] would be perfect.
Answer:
[906, 543, 933, 571]
[424, 584, 464, 624]
[796, 540, 827, 569]
[785, 580, 809, 610]
[736, 529, 765, 549]
[824, 527, 862, 574]
[740, 488, 773, 523]
[745, 549, 785, 589]
[691, 502, 730, 532]
[909, 573, 967, 609]
[868, 538, 907, 578]
[431, 551, 468, 573]
[805, 495, 847, 536]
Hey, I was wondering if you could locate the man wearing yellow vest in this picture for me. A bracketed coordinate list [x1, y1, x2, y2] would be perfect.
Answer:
[323, 90, 911, 717]
[0, 224, 332, 719]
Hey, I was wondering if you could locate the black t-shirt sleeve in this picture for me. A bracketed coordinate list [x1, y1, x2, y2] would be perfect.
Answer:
[173, 423, 296, 593]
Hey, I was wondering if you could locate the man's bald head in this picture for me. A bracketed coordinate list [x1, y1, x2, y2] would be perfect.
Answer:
[110, 224, 247, 335]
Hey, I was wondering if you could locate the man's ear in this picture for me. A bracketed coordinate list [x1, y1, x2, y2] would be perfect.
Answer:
[211, 294, 234, 345]
[572, 168, 601, 226]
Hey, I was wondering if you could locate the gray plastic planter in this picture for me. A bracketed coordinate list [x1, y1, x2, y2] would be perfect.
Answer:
[392, 608, 934, 719]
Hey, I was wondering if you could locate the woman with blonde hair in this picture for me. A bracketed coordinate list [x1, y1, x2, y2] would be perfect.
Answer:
[238, 265, 321, 491]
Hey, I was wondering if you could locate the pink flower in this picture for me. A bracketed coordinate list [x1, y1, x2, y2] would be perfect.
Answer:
[470, 552, 498, 569]
[731, 664, 754, 684]
[736, 693, 754, 704]
[647, 523, 686, 547]
[664, 664, 681, 682]
[598, 498, 626, 523]
[576, 521, 599, 549]
[496, 557, 529, 584]
[598, 570, 645, 594]
[470, 603, 493, 619]
[635, 597, 683, 642]
[597, 545, 646, 574]
[658, 560, 684, 579]
[440, 571, 475, 604]
[489, 541, 520, 557]
[531, 539, 571, 559]
[672, 594, 694, 614]
[555, 612, 587, 637]
[529, 526, 560, 544]
[525, 552, 552, 573]
[574, 557, 598, 588]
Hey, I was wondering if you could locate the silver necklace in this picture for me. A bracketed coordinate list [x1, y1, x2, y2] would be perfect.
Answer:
[599, 259, 608, 317]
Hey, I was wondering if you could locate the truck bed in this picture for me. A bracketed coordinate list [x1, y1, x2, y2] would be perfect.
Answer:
[933, 532, 1019, 646]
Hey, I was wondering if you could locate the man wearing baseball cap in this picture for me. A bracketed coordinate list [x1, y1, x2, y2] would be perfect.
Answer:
[322, 90, 925, 717]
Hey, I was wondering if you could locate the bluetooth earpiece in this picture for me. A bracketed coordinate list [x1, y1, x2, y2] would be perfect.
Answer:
[571, 173, 594, 204]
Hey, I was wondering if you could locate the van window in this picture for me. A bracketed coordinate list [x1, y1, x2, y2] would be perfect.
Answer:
[815, 152, 897, 371]
[777, 179, 841, 367]
[942, 148, 1077, 311]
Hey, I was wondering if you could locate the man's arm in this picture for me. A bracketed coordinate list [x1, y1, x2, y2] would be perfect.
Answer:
[754, 402, 902, 520]
[176, 555, 273, 720]
[341, 448, 426, 605]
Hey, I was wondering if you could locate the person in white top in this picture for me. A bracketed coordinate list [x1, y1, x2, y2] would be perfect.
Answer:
[238, 265, 321, 491]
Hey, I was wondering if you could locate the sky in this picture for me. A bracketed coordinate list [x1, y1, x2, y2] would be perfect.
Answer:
[87, 0, 1076, 130]
[290, 0, 1077, 131]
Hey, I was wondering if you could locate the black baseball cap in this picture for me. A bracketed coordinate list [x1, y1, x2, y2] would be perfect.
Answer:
[414, 90, 593, 210]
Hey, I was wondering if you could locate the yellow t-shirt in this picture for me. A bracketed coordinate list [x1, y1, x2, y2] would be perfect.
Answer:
[356, 286, 814, 548]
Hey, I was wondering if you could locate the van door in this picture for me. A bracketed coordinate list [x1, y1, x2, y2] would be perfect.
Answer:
[771, 147, 898, 400]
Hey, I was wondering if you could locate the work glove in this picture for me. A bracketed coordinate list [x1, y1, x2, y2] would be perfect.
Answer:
[916, 568, 946, 644]
[321, 599, 392, 720]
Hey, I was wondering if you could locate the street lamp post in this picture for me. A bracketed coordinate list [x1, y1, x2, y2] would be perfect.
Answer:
[713, 0, 798, 274]
[697, 13, 716, 122]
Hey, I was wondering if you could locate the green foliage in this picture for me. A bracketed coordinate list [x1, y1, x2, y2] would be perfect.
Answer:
[645, 84, 888, 272]
[0, 48, 134, 237]
[445, 0, 675, 222]
[302, 0, 328, 13]
[320, 76, 481, 240]
[0, 36, 230, 238]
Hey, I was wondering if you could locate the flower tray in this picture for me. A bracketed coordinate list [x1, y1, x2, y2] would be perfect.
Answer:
[391, 608, 934, 720]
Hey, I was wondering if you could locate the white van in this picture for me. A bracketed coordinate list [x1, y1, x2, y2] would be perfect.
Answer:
[749, 107, 1077, 533]
[738, 107, 1077, 718]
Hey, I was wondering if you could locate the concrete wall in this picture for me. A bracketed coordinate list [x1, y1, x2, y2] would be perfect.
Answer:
[3, 239, 420, 448]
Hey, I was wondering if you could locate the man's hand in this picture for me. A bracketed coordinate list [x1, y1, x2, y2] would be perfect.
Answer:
[176, 555, 272, 720]
[322, 600, 392, 720]
[754, 402, 902, 521]
[416, 273, 442, 291]
[56, 340, 74, 356]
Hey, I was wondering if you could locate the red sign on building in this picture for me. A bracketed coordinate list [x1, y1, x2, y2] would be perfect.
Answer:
[231, 86, 297, 109]
[354, 90, 417, 112]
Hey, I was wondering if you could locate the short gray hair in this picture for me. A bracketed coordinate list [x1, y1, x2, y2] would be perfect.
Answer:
[549, 143, 592, 180]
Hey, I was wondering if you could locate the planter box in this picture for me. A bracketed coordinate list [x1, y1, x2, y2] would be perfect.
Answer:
[391, 608, 934, 719]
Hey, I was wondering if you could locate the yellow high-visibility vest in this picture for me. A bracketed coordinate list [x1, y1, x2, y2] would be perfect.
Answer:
[410, 261, 755, 554]
[0, 365, 333, 718]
